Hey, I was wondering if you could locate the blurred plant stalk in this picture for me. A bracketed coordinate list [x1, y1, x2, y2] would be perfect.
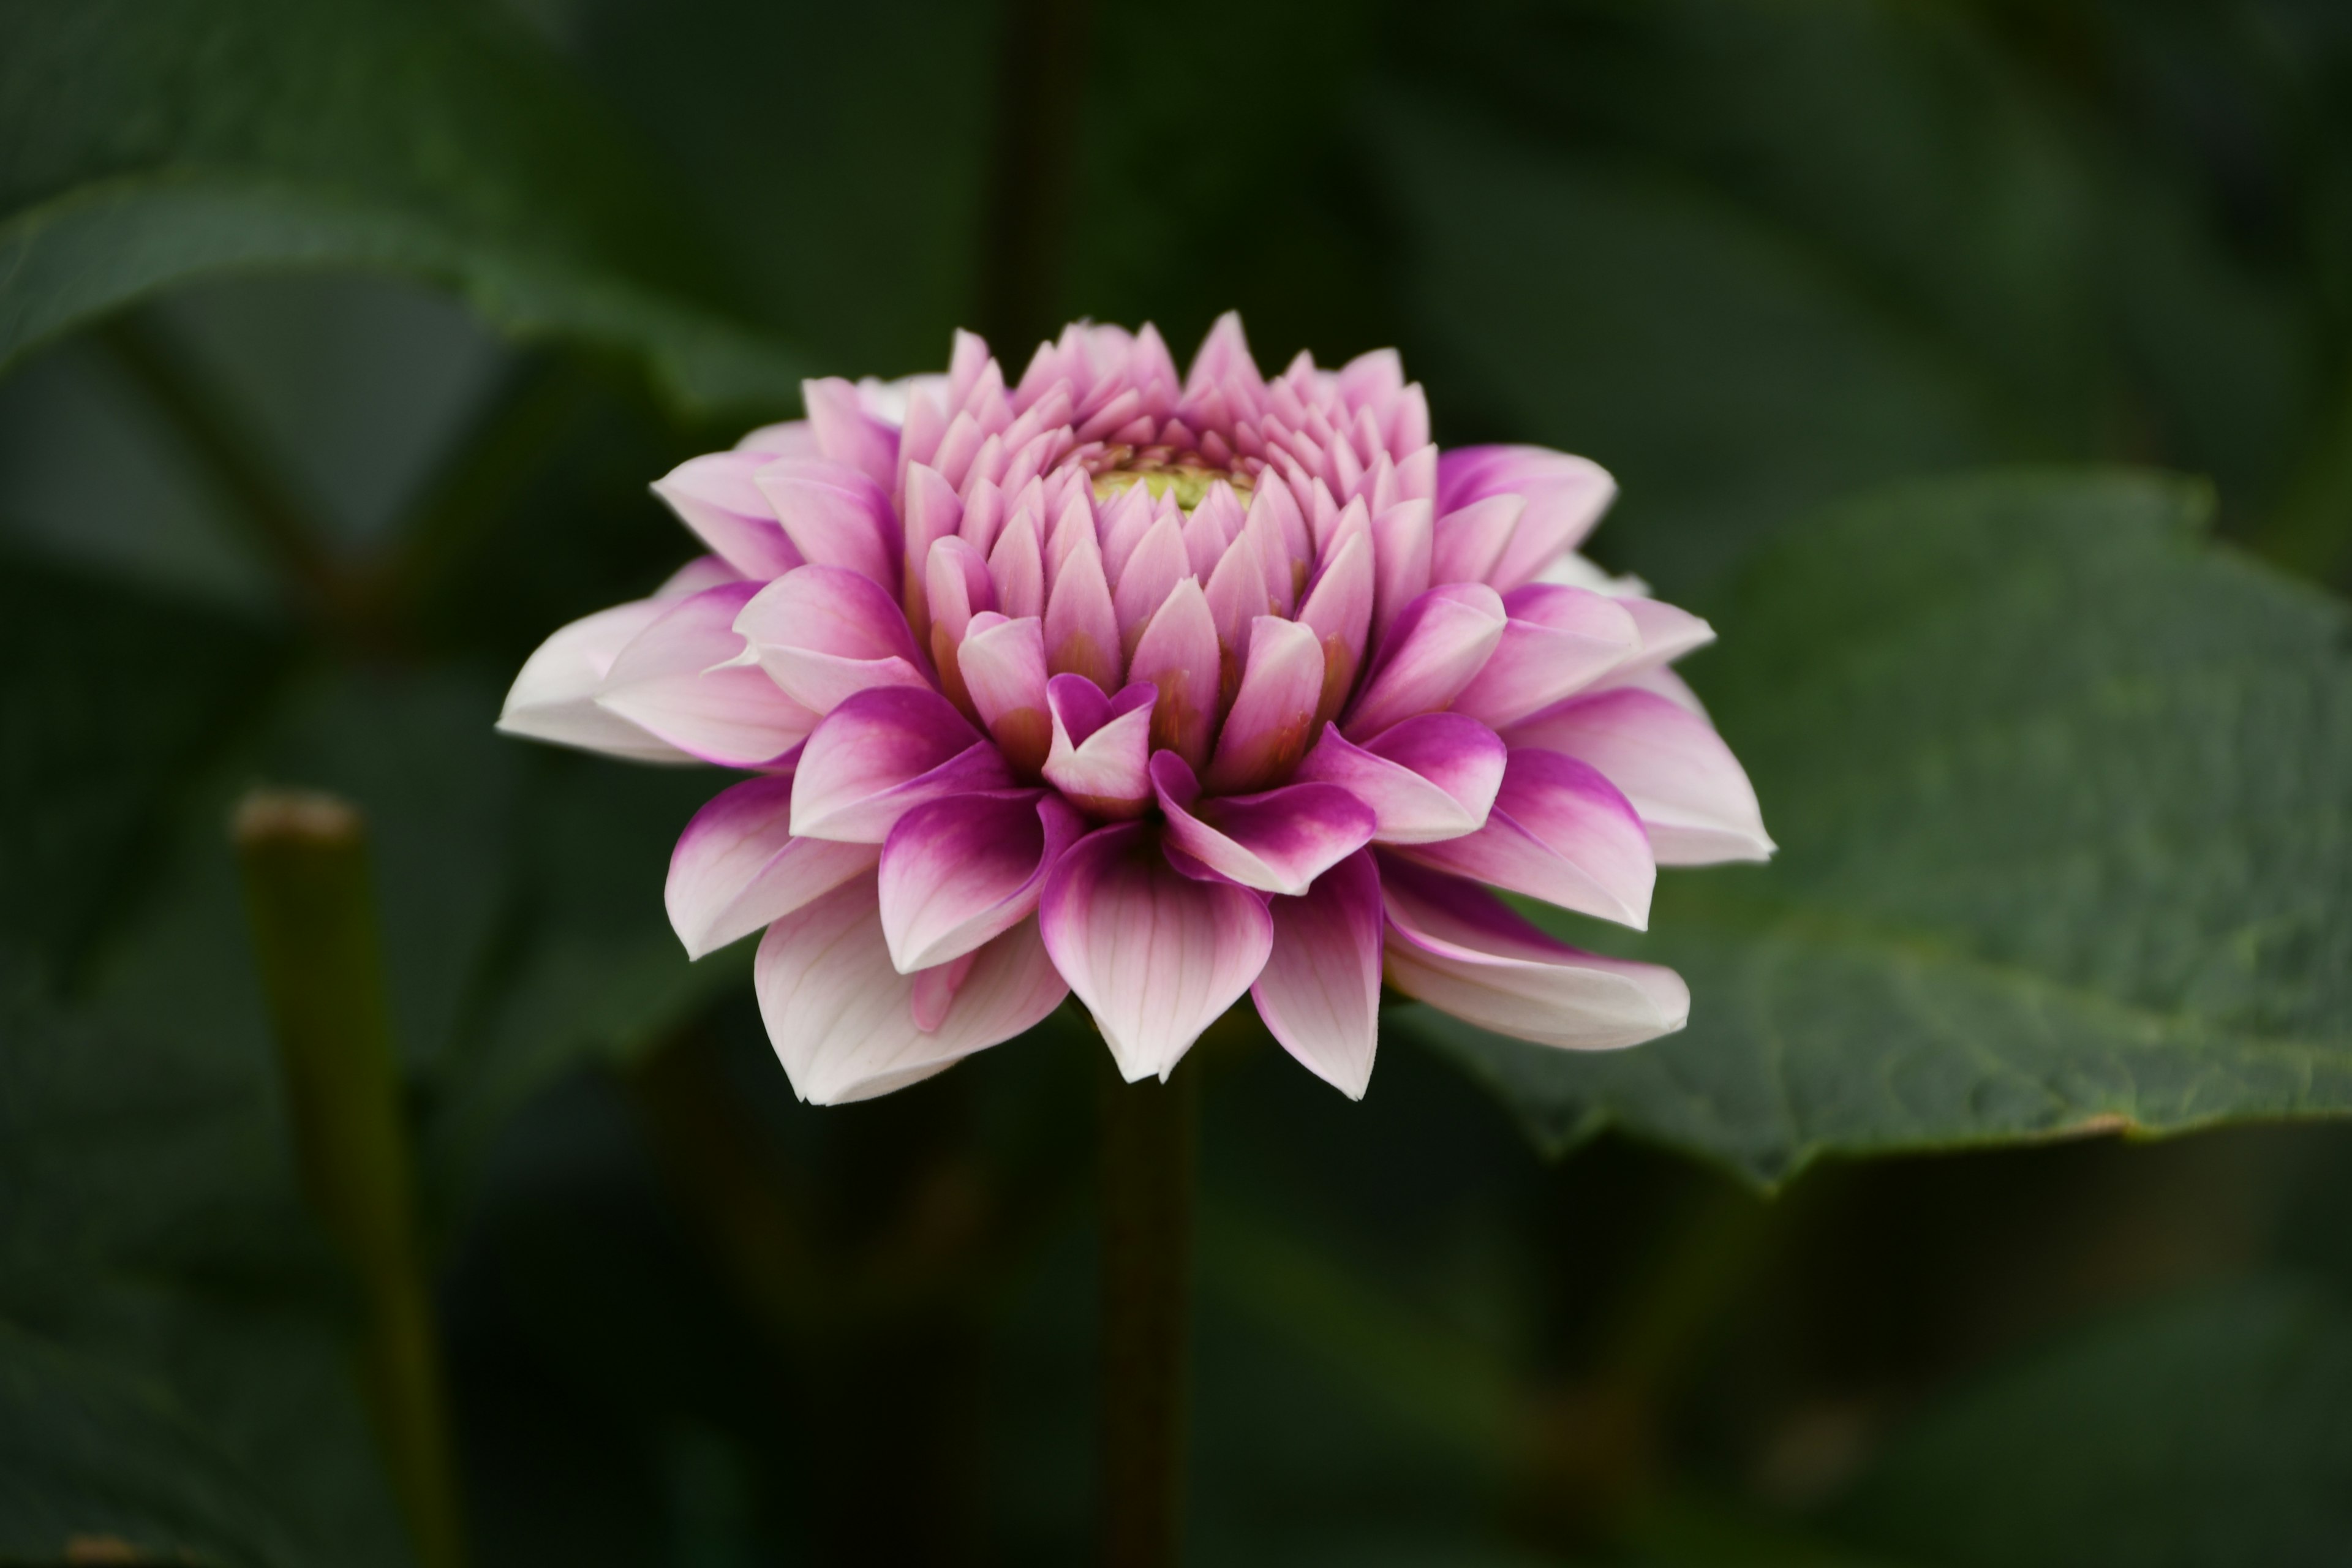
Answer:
[235, 790, 467, 1568]
[1099, 1058, 1197, 1568]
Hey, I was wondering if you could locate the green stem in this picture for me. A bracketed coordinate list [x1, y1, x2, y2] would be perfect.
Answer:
[234, 790, 467, 1568]
[1098, 1059, 1197, 1568]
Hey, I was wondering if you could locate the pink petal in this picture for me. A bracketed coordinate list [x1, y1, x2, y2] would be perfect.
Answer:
[1250, 849, 1382, 1099]
[878, 789, 1085, 971]
[791, 686, 1016, 842]
[801, 376, 901, 490]
[1392, 748, 1655, 928]
[1602, 597, 1717, 680]
[1447, 584, 1642, 729]
[1429, 494, 1524, 587]
[734, 419, 823, 460]
[757, 878, 1068, 1104]
[755, 458, 897, 590]
[1038, 824, 1275, 1082]
[655, 555, 747, 599]
[1297, 528, 1374, 731]
[1505, 689, 1773, 865]
[901, 463, 965, 627]
[1044, 530, 1123, 693]
[734, 565, 930, 715]
[1378, 856, 1686, 1050]
[1294, 714, 1506, 844]
[499, 599, 692, 763]
[1150, 752, 1376, 897]
[1041, 675, 1156, 818]
[1127, 578, 1219, 770]
[957, 612, 1052, 774]
[988, 505, 1046, 619]
[1369, 499, 1434, 646]
[1342, 582, 1508, 739]
[1204, 616, 1324, 794]
[652, 452, 804, 581]
[594, 584, 816, 767]
[1114, 512, 1191, 655]
[1455, 447, 1617, 592]
[666, 773, 881, 958]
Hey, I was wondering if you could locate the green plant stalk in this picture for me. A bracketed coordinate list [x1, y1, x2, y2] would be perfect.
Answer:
[1099, 1057, 1197, 1568]
[235, 790, 466, 1568]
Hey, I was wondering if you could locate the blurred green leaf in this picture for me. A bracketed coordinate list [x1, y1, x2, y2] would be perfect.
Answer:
[1828, 1277, 2352, 1567]
[0, 0, 807, 413]
[1411, 469, 2352, 1183]
[0, 958, 409, 1568]
[0, 549, 282, 972]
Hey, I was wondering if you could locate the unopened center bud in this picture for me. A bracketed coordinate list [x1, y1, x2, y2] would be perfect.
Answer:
[1088, 446, 1255, 511]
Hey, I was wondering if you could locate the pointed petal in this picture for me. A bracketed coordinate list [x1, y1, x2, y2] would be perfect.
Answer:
[1369, 499, 1434, 645]
[653, 452, 803, 580]
[802, 376, 900, 489]
[1151, 752, 1376, 897]
[499, 600, 692, 762]
[594, 584, 815, 766]
[1250, 850, 1382, 1099]
[1039, 824, 1274, 1082]
[1448, 584, 1642, 729]
[1605, 597, 1716, 680]
[1297, 529, 1374, 731]
[755, 458, 897, 590]
[791, 686, 1016, 842]
[988, 505, 1046, 619]
[1430, 494, 1525, 590]
[1044, 530, 1123, 693]
[1204, 616, 1324, 794]
[735, 565, 930, 715]
[1505, 689, 1773, 864]
[1393, 748, 1654, 927]
[757, 878, 1068, 1104]
[1127, 578, 1219, 769]
[1041, 676, 1156, 818]
[1114, 512, 1190, 655]
[1342, 583, 1508, 739]
[1379, 856, 1686, 1049]
[878, 789, 1086, 971]
[666, 773, 881, 958]
[1294, 714, 1506, 844]
[957, 613, 1052, 774]
[1434, 447, 1618, 592]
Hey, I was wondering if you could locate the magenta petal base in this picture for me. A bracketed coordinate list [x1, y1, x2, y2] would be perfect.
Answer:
[499, 315, 1769, 1101]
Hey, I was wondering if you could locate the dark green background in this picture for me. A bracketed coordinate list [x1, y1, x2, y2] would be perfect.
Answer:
[4, 0, 2351, 1562]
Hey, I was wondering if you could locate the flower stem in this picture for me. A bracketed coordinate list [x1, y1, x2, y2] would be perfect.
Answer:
[1098, 1058, 1197, 1568]
[234, 790, 467, 1568]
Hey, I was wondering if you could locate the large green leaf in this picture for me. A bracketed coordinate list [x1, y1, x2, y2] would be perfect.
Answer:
[0, 0, 806, 411]
[1407, 470, 2352, 1185]
[1828, 1278, 2352, 1567]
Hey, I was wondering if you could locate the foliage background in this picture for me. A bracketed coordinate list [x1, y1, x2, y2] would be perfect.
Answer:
[3, 0, 2351, 1562]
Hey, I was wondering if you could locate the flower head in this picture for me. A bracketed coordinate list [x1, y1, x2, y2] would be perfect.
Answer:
[500, 316, 1771, 1102]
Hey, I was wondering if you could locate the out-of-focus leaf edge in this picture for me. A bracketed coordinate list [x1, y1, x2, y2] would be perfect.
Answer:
[0, 171, 812, 417]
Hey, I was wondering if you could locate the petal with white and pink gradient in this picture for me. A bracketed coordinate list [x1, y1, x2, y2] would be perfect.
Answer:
[1150, 752, 1377, 897]
[1039, 824, 1275, 1082]
[1393, 748, 1655, 928]
[734, 565, 930, 714]
[1204, 616, 1324, 794]
[791, 686, 1016, 842]
[652, 452, 804, 581]
[1447, 584, 1642, 729]
[1250, 850, 1382, 1099]
[498, 599, 691, 763]
[878, 789, 1086, 971]
[1041, 676, 1156, 818]
[957, 613, 1053, 774]
[594, 584, 816, 767]
[754, 458, 898, 589]
[666, 773, 881, 958]
[1294, 715, 1506, 845]
[1128, 577, 1219, 770]
[1504, 688, 1773, 865]
[1343, 582, 1508, 739]
[756, 878, 1068, 1104]
[1379, 857, 1686, 1050]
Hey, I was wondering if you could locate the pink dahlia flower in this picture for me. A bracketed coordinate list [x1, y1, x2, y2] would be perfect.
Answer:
[499, 316, 1771, 1103]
